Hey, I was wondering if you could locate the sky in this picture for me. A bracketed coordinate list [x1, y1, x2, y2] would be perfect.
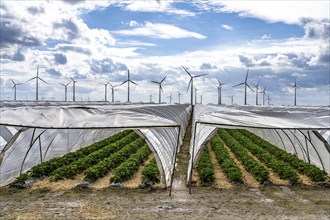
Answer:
[0, 0, 329, 106]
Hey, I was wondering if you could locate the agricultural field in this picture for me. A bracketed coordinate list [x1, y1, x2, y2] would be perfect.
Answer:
[194, 128, 329, 188]
[11, 130, 162, 191]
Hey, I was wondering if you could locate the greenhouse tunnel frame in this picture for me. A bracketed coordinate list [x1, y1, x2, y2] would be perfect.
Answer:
[188, 121, 330, 194]
[0, 124, 182, 196]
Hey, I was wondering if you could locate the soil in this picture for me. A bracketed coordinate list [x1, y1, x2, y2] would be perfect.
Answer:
[1, 185, 329, 220]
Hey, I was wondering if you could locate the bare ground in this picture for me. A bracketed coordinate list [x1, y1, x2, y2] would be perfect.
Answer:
[0, 185, 329, 220]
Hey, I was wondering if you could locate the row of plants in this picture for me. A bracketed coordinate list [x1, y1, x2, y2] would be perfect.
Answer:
[141, 158, 160, 184]
[218, 129, 269, 183]
[110, 145, 152, 183]
[238, 129, 327, 182]
[210, 135, 243, 183]
[30, 130, 133, 178]
[196, 145, 215, 186]
[227, 129, 299, 184]
[83, 137, 145, 182]
[51, 132, 140, 181]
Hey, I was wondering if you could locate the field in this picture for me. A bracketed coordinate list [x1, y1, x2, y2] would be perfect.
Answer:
[1, 126, 329, 219]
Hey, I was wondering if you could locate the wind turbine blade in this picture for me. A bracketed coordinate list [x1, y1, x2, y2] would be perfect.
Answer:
[194, 74, 207, 78]
[27, 77, 37, 82]
[256, 80, 260, 88]
[233, 82, 244, 87]
[130, 80, 138, 85]
[66, 81, 71, 86]
[245, 69, 249, 82]
[39, 77, 47, 84]
[10, 79, 15, 84]
[181, 65, 192, 77]
[120, 80, 128, 85]
[160, 84, 163, 92]
[160, 76, 166, 83]
[186, 79, 192, 92]
[150, 81, 159, 84]
[246, 83, 254, 92]
[16, 83, 22, 85]
[59, 83, 65, 86]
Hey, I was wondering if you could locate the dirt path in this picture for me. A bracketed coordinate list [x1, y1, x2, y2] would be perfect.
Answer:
[31, 174, 85, 191]
[1, 185, 330, 220]
[171, 117, 192, 191]
[207, 143, 232, 189]
[123, 154, 155, 188]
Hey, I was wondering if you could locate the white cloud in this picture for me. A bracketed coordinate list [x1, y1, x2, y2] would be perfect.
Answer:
[261, 34, 271, 40]
[113, 22, 206, 39]
[119, 0, 195, 17]
[193, 1, 329, 24]
[221, 24, 233, 30]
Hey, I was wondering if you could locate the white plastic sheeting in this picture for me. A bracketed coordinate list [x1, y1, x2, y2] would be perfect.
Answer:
[188, 104, 330, 183]
[0, 101, 191, 187]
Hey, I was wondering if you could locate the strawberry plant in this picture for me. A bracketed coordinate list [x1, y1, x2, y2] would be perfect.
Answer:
[218, 129, 269, 183]
[238, 129, 327, 182]
[210, 135, 243, 183]
[141, 158, 160, 184]
[197, 146, 215, 186]
[110, 145, 151, 183]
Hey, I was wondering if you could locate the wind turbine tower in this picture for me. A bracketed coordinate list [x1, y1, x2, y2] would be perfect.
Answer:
[103, 82, 109, 101]
[59, 81, 71, 101]
[217, 79, 225, 105]
[71, 78, 78, 101]
[229, 94, 234, 105]
[168, 92, 173, 104]
[28, 66, 47, 101]
[109, 83, 120, 103]
[260, 86, 267, 105]
[292, 79, 300, 106]
[254, 80, 260, 105]
[121, 69, 137, 102]
[233, 69, 254, 105]
[178, 92, 182, 104]
[151, 76, 166, 103]
[266, 93, 272, 105]
[10, 79, 22, 101]
[181, 65, 207, 105]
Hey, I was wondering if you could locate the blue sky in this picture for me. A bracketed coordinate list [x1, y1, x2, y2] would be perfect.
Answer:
[0, 0, 329, 105]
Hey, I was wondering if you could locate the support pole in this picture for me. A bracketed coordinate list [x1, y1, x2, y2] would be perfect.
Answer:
[189, 121, 198, 194]
[169, 126, 181, 196]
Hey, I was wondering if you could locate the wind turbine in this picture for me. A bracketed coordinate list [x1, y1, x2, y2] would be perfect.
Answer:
[150, 94, 152, 103]
[27, 66, 47, 101]
[71, 78, 78, 101]
[260, 86, 267, 105]
[217, 79, 225, 105]
[151, 76, 166, 103]
[200, 95, 203, 104]
[178, 92, 183, 104]
[59, 81, 71, 101]
[292, 78, 300, 106]
[10, 79, 22, 101]
[229, 94, 234, 105]
[233, 69, 254, 105]
[254, 80, 260, 105]
[109, 83, 120, 103]
[266, 93, 272, 105]
[121, 69, 137, 102]
[194, 87, 198, 104]
[181, 65, 207, 105]
[167, 92, 173, 104]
